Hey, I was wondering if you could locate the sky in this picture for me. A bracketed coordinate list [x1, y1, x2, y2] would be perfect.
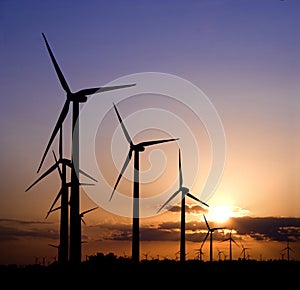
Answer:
[0, 0, 300, 265]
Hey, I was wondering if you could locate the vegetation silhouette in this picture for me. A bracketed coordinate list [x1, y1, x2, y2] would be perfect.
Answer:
[1, 252, 299, 287]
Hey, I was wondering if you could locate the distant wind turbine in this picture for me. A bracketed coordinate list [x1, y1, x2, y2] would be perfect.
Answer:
[48, 243, 60, 262]
[157, 148, 209, 263]
[220, 230, 239, 261]
[281, 240, 294, 261]
[194, 247, 205, 261]
[240, 242, 250, 260]
[109, 103, 178, 263]
[39, 33, 135, 264]
[201, 214, 224, 262]
[217, 248, 225, 261]
[79, 206, 98, 225]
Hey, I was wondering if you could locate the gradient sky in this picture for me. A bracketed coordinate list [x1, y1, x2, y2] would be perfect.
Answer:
[1, 0, 300, 265]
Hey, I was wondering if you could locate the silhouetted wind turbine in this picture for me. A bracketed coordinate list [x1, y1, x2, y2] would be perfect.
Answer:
[27, 127, 69, 264]
[26, 126, 96, 264]
[79, 206, 98, 225]
[48, 243, 60, 262]
[240, 242, 250, 260]
[109, 103, 178, 263]
[142, 251, 150, 261]
[281, 240, 294, 261]
[217, 248, 225, 261]
[38, 33, 135, 264]
[201, 214, 224, 262]
[221, 230, 239, 261]
[157, 149, 209, 263]
[194, 247, 205, 261]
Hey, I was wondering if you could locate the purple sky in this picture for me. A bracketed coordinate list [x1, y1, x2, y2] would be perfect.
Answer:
[0, 0, 299, 265]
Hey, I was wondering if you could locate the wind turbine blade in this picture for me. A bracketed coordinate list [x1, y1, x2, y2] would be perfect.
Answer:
[232, 238, 239, 247]
[81, 218, 86, 225]
[49, 206, 61, 213]
[77, 84, 136, 95]
[79, 183, 95, 186]
[52, 150, 62, 179]
[201, 231, 210, 249]
[42, 33, 71, 94]
[37, 99, 70, 173]
[109, 149, 132, 201]
[203, 214, 210, 231]
[157, 189, 181, 213]
[45, 188, 63, 219]
[78, 168, 98, 183]
[139, 138, 179, 147]
[113, 103, 132, 145]
[26, 163, 59, 192]
[80, 206, 98, 216]
[59, 125, 63, 159]
[186, 192, 209, 207]
[179, 148, 183, 188]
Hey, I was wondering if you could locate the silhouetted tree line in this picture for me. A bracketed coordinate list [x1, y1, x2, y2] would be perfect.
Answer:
[1, 252, 299, 288]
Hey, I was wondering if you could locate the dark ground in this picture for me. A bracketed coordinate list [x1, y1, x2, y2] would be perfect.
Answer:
[1, 253, 299, 288]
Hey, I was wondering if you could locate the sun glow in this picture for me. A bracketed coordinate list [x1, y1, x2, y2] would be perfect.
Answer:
[206, 205, 233, 223]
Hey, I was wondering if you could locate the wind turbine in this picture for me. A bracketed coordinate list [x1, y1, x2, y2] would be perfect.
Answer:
[220, 230, 239, 261]
[37, 33, 135, 264]
[194, 247, 205, 261]
[240, 242, 250, 260]
[79, 206, 98, 225]
[157, 149, 209, 263]
[109, 103, 178, 263]
[201, 214, 224, 262]
[142, 251, 150, 261]
[26, 126, 96, 264]
[281, 240, 294, 261]
[48, 243, 60, 262]
[217, 248, 225, 261]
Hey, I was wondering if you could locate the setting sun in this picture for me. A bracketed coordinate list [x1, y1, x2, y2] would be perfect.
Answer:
[206, 205, 233, 223]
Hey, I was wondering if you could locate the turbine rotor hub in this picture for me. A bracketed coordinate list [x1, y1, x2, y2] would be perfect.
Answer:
[67, 92, 88, 103]
[132, 144, 145, 152]
[181, 187, 189, 194]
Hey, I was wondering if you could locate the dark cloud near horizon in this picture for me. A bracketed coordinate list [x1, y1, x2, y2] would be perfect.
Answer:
[230, 217, 300, 242]
[167, 204, 208, 214]
[1, 216, 299, 244]
[0, 218, 58, 241]
[0, 218, 53, 225]
[92, 217, 300, 243]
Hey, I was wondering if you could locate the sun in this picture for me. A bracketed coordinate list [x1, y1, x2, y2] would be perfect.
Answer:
[206, 205, 232, 223]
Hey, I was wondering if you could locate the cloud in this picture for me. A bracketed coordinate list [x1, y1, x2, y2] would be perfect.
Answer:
[230, 217, 300, 242]
[88, 216, 300, 243]
[0, 218, 58, 241]
[167, 204, 207, 214]
[0, 218, 52, 225]
[1, 216, 299, 244]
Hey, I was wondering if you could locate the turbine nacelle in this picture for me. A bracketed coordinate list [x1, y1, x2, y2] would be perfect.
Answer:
[67, 92, 87, 103]
[157, 149, 209, 213]
[132, 144, 146, 152]
[181, 187, 189, 195]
